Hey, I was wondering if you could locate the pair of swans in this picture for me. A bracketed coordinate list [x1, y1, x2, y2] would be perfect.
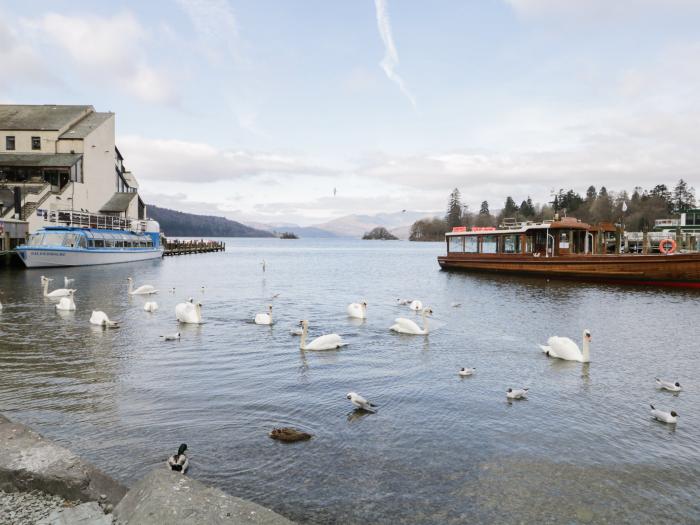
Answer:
[390, 307, 433, 335]
[90, 310, 119, 327]
[56, 291, 76, 311]
[41, 276, 75, 298]
[539, 329, 591, 362]
[255, 305, 272, 325]
[176, 299, 203, 324]
[298, 320, 345, 350]
[347, 301, 367, 319]
[127, 277, 157, 295]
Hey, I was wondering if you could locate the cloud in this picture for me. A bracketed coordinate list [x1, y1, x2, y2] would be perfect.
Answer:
[373, 0, 416, 107]
[0, 17, 53, 89]
[176, 0, 240, 63]
[118, 135, 335, 183]
[505, 0, 700, 18]
[26, 12, 176, 104]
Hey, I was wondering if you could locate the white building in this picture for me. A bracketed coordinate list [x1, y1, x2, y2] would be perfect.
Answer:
[0, 105, 145, 233]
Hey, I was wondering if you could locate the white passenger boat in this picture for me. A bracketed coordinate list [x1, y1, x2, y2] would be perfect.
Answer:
[16, 217, 164, 268]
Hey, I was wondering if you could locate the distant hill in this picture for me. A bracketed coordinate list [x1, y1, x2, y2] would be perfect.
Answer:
[148, 205, 274, 238]
[313, 210, 440, 239]
[247, 221, 342, 238]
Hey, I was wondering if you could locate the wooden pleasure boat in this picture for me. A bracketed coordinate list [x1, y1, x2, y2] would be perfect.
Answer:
[437, 217, 700, 288]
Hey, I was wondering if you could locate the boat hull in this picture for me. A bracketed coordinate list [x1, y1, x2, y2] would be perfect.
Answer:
[437, 253, 700, 288]
[16, 247, 164, 268]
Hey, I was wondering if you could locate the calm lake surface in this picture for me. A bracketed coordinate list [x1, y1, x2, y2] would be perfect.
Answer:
[1, 238, 699, 524]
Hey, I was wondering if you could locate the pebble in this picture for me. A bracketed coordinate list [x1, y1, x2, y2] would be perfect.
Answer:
[0, 490, 65, 525]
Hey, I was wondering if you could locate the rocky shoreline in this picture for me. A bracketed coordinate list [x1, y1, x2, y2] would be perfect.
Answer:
[0, 414, 294, 524]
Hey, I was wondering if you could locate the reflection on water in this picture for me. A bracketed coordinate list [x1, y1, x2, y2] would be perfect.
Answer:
[1, 238, 699, 524]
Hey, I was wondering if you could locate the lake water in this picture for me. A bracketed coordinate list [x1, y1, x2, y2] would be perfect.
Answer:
[1, 239, 699, 524]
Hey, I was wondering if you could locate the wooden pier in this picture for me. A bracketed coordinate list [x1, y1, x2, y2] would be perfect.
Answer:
[163, 239, 226, 257]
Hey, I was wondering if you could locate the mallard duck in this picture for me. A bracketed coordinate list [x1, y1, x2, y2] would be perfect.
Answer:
[167, 443, 189, 473]
[269, 428, 313, 442]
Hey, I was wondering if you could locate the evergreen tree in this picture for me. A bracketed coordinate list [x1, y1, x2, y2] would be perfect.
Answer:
[479, 201, 490, 215]
[503, 196, 519, 217]
[445, 188, 464, 229]
[585, 185, 597, 202]
[672, 179, 696, 213]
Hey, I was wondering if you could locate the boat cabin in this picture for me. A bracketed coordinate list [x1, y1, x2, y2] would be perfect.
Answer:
[445, 217, 609, 257]
[26, 226, 159, 250]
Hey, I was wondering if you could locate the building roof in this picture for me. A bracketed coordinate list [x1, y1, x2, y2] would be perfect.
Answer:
[0, 105, 93, 131]
[59, 112, 113, 139]
[100, 192, 137, 213]
[0, 153, 82, 167]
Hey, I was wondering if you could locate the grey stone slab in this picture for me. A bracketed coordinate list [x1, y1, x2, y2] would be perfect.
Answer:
[37, 502, 113, 525]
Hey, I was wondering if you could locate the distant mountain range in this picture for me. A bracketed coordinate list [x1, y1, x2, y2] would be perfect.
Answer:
[148, 205, 274, 238]
[253, 210, 440, 239]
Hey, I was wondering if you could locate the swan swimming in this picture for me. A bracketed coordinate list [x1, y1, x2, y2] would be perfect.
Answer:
[650, 404, 678, 424]
[655, 378, 682, 392]
[539, 329, 591, 362]
[41, 276, 75, 298]
[160, 333, 181, 341]
[396, 298, 412, 306]
[167, 443, 189, 474]
[64, 276, 75, 287]
[143, 301, 159, 312]
[255, 305, 273, 325]
[458, 367, 475, 377]
[127, 277, 157, 295]
[89, 310, 119, 328]
[55, 291, 76, 311]
[175, 300, 203, 324]
[390, 307, 433, 335]
[298, 320, 345, 350]
[347, 301, 367, 319]
[409, 300, 423, 311]
[347, 392, 377, 412]
[506, 388, 528, 399]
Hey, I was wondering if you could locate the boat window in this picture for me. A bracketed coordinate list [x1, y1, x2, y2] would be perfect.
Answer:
[503, 234, 520, 253]
[93, 239, 104, 248]
[449, 236, 464, 253]
[465, 236, 478, 253]
[40, 233, 66, 246]
[77, 236, 87, 248]
[481, 235, 497, 254]
[62, 233, 79, 248]
[559, 232, 569, 249]
[28, 234, 44, 246]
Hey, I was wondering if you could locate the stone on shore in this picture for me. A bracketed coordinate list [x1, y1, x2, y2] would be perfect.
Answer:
[37, 502, 113, 525]
[112, 469, 295, 525]
[0, 414, 127, 505]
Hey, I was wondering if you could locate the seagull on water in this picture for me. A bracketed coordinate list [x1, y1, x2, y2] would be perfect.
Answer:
[347, 392, 377, 413]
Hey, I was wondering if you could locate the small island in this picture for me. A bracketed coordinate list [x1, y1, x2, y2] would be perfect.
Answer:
[279, 231, 299, 239]
[362, 227, 398, 240]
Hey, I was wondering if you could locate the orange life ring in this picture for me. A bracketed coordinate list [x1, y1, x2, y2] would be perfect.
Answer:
[659, 239, 676, 254]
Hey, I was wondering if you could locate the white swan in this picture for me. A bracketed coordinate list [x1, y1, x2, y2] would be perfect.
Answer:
[458, 367, 475, 377]
[144, 301, 159, 312]
[299, 320, 345, 350]
[506, 388, 528, 399]
[56, 291, 76, 311]
[127, 277, 157, 295]
[64, 276, 75, 287]
[655, 378, 682, 392]
[41, 276, 75, 298]
[650, 404, 678, 424]
[390, 307, 433, 335]
[539, 329, 591, 362]
[347, 301, 367, 319]
[255, 305, 273, 325]
[175, 301, 203, 324]
[409, 300, 423, 311]
[90, 310, 119, 328]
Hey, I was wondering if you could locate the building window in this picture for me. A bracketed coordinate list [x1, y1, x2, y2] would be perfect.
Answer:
[32, 137, 41, 150]
[5, 136, 15, 150]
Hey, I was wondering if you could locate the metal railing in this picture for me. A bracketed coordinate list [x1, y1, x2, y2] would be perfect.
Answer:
[41, 209, 142, 231]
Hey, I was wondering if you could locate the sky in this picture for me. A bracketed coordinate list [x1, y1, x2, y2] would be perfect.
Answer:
[1, 0, 699, 225]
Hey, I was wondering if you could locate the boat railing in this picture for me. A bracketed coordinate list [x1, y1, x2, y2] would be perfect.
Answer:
[39, 209, 145, 232]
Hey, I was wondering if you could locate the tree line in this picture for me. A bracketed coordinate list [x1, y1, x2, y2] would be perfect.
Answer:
[409, 179, 696, 241]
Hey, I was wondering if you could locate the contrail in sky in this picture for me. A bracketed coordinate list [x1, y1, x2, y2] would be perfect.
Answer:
[374, 0, 416, 107]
